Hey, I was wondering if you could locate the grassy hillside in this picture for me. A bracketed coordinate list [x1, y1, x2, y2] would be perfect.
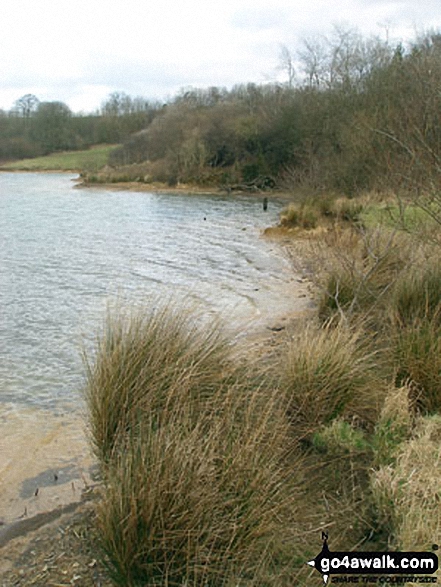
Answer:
[0, 144, 118, 172]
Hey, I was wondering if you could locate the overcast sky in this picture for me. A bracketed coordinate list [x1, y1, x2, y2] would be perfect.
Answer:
[1, 0, 440, 113]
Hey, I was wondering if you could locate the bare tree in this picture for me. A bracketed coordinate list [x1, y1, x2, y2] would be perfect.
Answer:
[298, 26, 392, 91]
[367, 33, 441, 233]
[101, 92, 133, 117]
[298, 36, 328, 88]
[278, 45, 296, 88]
[14, 94, 39, 118]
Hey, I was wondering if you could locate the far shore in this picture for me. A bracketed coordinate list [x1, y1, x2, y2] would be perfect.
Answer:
[74, 178, 298, 202]
[0, 163, 296, 202]
[0, 145, 297, 202]
[0, 168, 298, 201]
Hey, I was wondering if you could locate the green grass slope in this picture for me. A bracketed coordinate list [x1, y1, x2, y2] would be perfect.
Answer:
[0, 144, 118, 172]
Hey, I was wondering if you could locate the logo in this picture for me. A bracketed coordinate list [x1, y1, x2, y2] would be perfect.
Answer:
[307, 533, 438, 585]
[308, 532, 332, 584]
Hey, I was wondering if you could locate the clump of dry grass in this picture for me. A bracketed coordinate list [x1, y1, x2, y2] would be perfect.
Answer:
[85, 303, 304, 586]
[83, 304, 231, 464]
[280, 324, 383, 438]
[393, 319, 441, 414]
[97, 384, 302, 586]
[280, 195, 365, 231]
[317, 228, 417, 322]
[280, 202, 318, 229]
[328, 197, 364, 223]
[371, 414, 441, 562]
[381, 252, 441, 415]
[388, 259, 441, 328]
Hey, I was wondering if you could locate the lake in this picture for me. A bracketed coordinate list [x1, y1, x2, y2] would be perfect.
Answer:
[0, 172, 314, 524]
[0, 173, 307, 412]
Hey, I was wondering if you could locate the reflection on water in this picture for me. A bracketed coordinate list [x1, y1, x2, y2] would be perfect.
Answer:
[0, 173, 304, 411]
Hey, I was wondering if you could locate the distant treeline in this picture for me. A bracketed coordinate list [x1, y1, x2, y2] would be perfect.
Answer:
[4, 28, 441, 195]
[0, 93, 160, 160]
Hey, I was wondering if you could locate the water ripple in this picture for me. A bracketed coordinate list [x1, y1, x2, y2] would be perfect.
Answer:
[0, 173, 294, 411]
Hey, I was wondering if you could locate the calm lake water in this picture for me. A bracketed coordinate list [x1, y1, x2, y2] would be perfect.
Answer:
[0, 173, 299, 411]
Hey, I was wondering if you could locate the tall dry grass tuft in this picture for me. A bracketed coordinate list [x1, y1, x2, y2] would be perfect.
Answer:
[85, 304, 303, 586]
[279, 324, 383, 438]
[97, 386, 301, 585]
[372, 384, 413, 467]
[317, 228, 416, 322]
[83, 304, 231, 464]
[393, 319, 441, 414]
[280, 195, 365, 231]
[384, 253, 441, 414]
[280, 201, 318, 229]
[388, 259, 441, 328]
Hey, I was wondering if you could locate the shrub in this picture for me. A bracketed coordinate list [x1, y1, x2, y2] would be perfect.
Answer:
[311, 418, 370, 456]
[318, 228, 415, 321]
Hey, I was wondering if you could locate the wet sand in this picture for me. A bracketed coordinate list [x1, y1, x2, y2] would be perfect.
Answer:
[0, 405, 94, 527]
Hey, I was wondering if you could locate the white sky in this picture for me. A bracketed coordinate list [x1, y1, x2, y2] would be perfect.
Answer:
[0, 0, 440, 113]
